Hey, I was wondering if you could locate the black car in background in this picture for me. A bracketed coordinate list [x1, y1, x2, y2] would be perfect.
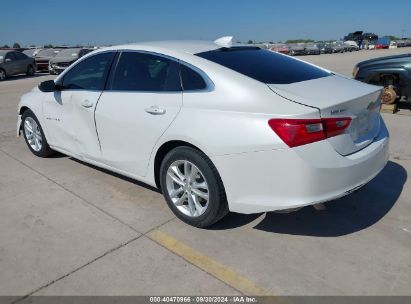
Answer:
[354, 53, 411, 103]
[48, 48, 93, 74]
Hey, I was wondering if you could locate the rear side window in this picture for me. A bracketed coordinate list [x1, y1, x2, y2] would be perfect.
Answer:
[180, 64, 207, 90]
[62, 52, 115, 90]
[110, 52, 181, 92]
[196, 47, 331, 84]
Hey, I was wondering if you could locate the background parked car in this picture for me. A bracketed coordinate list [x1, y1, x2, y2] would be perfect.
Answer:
[317, 42, 333, 54]
[329, 42, 345, 53]
[376, 37, 390, 49]
[396, 40, 407, 48]
[287, 43, 306, 55]
[344, 40, 360, 51]
[34, 48, 61, 72]
[354, 53, 411, 104]
[304, 43, 320, 55]
[269, 43, 290, 54]
[48, 48, 93, 74]
[0, 50, 36, 81]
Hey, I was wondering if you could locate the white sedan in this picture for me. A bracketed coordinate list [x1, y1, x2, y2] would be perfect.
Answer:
[17, 37, 389, 227]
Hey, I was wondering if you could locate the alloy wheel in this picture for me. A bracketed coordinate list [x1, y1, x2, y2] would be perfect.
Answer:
[24, 117, 43, 152]
[165, 160, 209, 217]
[0, 70, 5, 81]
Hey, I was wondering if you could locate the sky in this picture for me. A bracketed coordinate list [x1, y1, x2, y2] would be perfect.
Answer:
[1, 0, 410, 46]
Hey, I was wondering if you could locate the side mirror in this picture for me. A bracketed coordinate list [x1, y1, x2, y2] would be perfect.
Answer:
[5, 58, 12, 63]
[39, 80, 57, 92]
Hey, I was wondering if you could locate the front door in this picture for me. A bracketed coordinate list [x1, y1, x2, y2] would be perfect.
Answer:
[43, 51, 116, 159]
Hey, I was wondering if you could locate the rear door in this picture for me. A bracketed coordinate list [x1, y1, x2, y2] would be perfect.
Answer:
[95, 51, 183, 177]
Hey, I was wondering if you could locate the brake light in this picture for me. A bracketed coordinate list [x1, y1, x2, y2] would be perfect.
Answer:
[268, 117, 352, 148]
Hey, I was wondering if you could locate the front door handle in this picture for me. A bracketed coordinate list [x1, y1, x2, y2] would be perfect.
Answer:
[81, 99, 94, 108]
[145, 106, 166, 115]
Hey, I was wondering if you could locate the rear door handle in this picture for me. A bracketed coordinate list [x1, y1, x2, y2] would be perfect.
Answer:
[145, 106, 166, 115]
[81, 99, 94, 108]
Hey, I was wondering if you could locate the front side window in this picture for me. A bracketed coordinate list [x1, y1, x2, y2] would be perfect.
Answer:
[196, 47, 331, 84]
[110, 52, 181, 92]
[62, 52, 115, 90]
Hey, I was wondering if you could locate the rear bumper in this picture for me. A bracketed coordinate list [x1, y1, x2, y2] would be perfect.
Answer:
[212, 120, 389, 214]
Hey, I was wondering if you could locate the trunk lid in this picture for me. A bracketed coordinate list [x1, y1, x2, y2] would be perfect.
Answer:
[268, 75, 382, 155]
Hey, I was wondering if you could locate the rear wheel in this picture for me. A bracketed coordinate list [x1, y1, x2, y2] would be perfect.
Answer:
[0, 69, 6, 81]
[26, 65, 35, 76]
[21, 109, 54, 157]
[160, 147, 228, 228]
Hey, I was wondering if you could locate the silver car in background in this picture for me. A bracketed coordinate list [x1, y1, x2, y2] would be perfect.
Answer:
[304, 43, 320, 55]
[0, 50, 36, 81]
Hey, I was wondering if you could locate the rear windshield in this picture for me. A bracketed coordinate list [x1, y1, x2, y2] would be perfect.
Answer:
[196, 47, 331, 84]
[37, 49, 60, 57]
[55, 48, 81, 57]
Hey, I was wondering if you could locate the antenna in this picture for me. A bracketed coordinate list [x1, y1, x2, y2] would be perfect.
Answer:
[214, 36, 233, 48]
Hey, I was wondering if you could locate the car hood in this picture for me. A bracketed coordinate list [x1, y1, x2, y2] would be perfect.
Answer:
[35, 56, 54, 61]
[50, 56, 77, 64]
[358, 53, 411, 67]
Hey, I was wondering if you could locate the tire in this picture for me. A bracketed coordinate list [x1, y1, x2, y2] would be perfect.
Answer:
[0, 69, 6, 81]
[160, 146, 229, 228]
[26, 65, 35, 76]
[21, 109, 54, 157]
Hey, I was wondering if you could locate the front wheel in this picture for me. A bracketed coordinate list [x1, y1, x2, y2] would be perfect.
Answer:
[21, 109, 54, 157]
[160, 147, 228, 228]
[0, 69, 6, 81]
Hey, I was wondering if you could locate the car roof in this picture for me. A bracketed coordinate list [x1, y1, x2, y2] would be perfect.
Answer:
[103, 40, 223, 55]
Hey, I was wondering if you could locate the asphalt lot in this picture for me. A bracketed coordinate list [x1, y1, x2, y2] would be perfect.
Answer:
[0, 49, 410, 299]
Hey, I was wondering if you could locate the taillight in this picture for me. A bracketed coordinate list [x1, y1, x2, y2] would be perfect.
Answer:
[268, 117, 352, 148]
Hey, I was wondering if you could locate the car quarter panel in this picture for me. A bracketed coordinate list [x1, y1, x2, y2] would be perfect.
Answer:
[212, 119, 389, 213]
[17, 90, 48, 137]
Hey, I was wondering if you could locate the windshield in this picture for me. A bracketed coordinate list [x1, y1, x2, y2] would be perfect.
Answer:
[196, 47, 331, 84]
[23, 49, 37, 56]
[55, 48, 81, 58]
[0, 51, 6, 62]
